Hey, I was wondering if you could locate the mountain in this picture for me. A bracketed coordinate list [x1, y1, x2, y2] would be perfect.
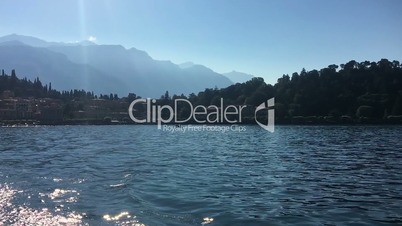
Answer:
[0, 34, 96, 47]
[0, 41, 126, 94]
[47, 45, 232, 97]
[179, 61, 195, 69]
[0, 34, 52, 47]
[223, 71, 254, 83]
[0, 34, 233, 97]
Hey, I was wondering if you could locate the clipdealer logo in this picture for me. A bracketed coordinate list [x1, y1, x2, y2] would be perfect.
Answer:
[255, 98, 275, 132]
[128, 98, 274, 133]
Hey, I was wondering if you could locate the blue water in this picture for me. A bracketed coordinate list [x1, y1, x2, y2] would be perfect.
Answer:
[1, 125, 402, 225]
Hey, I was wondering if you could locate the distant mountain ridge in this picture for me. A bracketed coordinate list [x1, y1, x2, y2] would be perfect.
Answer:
[0, 34, 235, 97]
[0, 34, 97, 47]
[0, 43, 123, 94]
[179, 61, 196, 69]
[223, 71, 254, 83]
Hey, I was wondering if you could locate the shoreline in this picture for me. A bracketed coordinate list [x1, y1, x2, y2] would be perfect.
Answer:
[1, 118, 402, 127]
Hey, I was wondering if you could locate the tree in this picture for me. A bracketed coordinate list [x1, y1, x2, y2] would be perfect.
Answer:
[164, 91, 170, 100]
[127, 93, 137, 102]
[10, 69, 17, 88]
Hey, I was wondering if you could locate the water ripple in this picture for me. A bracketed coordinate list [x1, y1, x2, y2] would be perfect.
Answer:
[0, 125, 402, 225]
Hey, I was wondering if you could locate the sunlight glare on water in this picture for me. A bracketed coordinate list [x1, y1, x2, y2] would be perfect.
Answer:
[0, 184, 85, 225]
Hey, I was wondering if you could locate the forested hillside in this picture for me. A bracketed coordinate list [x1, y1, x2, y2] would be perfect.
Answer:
[1, 59, 402, 124]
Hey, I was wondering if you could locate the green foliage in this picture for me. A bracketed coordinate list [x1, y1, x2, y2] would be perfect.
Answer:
[273, 59, 402, 118]
[0, 71, 99, 101]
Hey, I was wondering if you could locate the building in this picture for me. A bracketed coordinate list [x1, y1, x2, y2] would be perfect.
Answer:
[0, 91, 63, 122]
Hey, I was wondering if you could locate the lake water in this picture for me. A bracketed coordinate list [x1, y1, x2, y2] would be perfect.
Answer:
[1, 125, 402, 225]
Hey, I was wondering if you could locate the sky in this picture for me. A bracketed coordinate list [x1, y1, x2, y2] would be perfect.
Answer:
[1, 0, 401, 85]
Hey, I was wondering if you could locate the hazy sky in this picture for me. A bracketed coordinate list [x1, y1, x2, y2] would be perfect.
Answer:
[1, 0, 401, 85]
